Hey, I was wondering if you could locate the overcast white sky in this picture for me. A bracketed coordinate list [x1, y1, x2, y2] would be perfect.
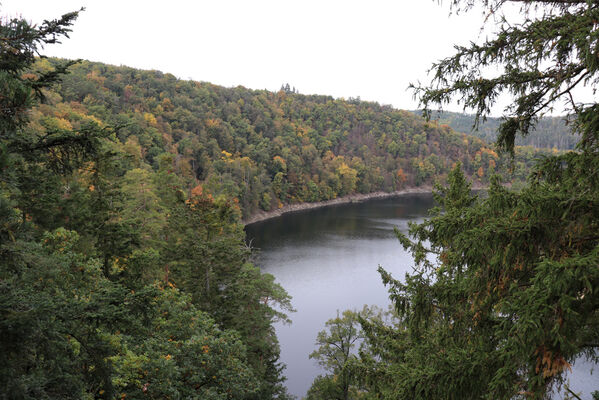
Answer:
[3, 1, 502, 112]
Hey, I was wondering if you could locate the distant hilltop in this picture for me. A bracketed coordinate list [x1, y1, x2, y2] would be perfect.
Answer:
[411, 109, 578, 150]
[34, 58, 547, 218]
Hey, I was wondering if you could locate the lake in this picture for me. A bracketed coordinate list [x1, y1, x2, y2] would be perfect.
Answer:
[245, 193, 597, 399]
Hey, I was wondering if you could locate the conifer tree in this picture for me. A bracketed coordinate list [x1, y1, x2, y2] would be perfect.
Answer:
[359, 1, 599, 399]
[0, 9, 285, 399]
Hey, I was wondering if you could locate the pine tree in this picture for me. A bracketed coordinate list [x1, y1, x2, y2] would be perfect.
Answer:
[0, 9, 267, 399]
[359, 1, 599, 399]
[413, 0, 598, 153]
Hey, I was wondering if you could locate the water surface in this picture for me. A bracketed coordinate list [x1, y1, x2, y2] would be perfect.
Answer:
[246, 194, 433, 397]
[245, 193, 597, 399]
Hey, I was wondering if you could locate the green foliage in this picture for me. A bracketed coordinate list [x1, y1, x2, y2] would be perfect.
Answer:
[120, 167, 166, 248]
[306, 375, 346, 400]
[110, 287, 260, 400]
[0, 9, 79, 132]
[4, 2, 585, 399]
[412, 1, 599, 154]
[29, 57, 547, 219]
[350, 2, 599, 398]
[310, 310, 363, 376]
[163, 188, 293, 398]
[417, 110, 578, 150]
[308, 307, 384, 400]
[361, 159, 599, 399]
[0, 8, 292, 399]
[2, 229, 258, 399]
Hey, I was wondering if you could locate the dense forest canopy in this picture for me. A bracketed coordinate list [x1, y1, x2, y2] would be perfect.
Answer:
[413, 110, 579, 150]
[33, 58, 546, 219]
[307, 0, 599, 399]
[0, 9, 293, 400]
[2, 1, 593, 399]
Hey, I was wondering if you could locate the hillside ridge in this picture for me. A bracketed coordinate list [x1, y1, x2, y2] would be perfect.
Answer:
[35, 58, 545, 219]
[412, 109, 577, 150]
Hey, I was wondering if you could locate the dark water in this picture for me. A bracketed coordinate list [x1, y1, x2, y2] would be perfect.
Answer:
[245, 193, 433, 397]
[245, 193, 597, 399]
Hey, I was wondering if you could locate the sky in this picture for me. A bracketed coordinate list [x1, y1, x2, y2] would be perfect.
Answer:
[3, 1, 503, 112]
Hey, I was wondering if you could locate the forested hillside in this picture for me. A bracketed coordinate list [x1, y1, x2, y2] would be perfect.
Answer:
[306, 0, 599, 398]
[1, 11, 293, 399]
[0, 6, 560, 400]
[414, 110, 579, 150]
[36, 58, 545, 218]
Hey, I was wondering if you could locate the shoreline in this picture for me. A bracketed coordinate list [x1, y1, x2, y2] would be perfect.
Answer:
[243, 186, 433, 226]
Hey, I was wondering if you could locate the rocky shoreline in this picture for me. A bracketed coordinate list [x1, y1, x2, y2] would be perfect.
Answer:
[243, 186, 433, 226]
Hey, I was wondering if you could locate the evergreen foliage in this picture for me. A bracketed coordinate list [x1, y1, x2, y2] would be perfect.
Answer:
[414, 110, 579, 150]
[0, 9, 292, 399]
[412, 0, 599, 154]
[3, 3, 590, 399]
[341, 1, 599, 399]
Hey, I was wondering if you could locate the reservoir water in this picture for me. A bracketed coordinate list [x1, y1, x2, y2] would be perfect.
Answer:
[245, 193, 597, 399]
[245, 193, 434, 397]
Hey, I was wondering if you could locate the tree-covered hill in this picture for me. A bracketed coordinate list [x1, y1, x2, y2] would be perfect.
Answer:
[34, 58, 545, 218]
[2, 5, 577, 400]
[1, 11, 294, 399]
[311, 0, 599, 398]
[413, 109, 579, 150]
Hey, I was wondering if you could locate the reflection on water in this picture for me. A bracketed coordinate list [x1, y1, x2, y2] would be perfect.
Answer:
[247, 193, 433, 248]
[245, 193, 597, 399]
[245, 194, 434, 398]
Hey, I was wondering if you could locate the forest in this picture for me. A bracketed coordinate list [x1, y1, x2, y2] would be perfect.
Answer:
[2, 0, 598, 399]
[33, 58, 546, 219]
[1, 10, 293, 400]
[413, 110, 579, 150]
[306, 0, 599, 399]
